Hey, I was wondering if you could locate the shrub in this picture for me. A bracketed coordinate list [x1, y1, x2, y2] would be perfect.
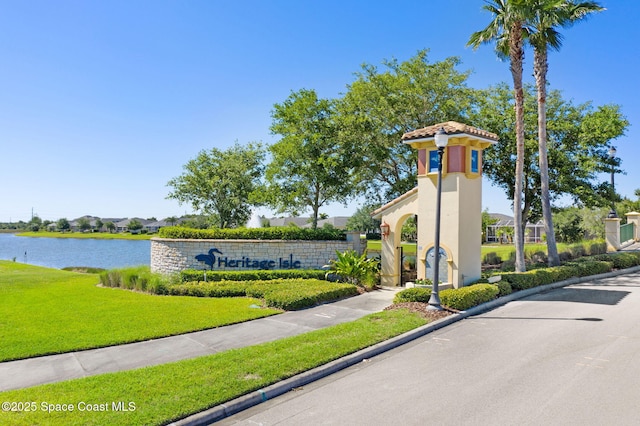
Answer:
[99, 266, 177, 293]
[501, 260, 613, 291]
[565, 260, 612, 277]
[483, 251, 502, 265]
[325, 250, 379, 290]
[568, 243, 587, 259]
[180, 269, 327, 283]
[495, 280, 512, 297]
[525, 249, 547, 265]
[500, 270, 540, 291]
[592, 252, 640, 269]
[165, 279, 357, 310]
[394, 287, 431, 304]
[440, 284, 499, 311]
[158, 226, 346, 241]
[558, 250, 573, 262]
[587, 241, 607, 255]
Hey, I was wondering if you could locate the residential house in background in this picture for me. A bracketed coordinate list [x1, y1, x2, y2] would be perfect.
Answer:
[486, 213, 545, 243]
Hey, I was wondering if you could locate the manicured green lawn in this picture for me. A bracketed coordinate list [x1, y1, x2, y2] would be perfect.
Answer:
[480, 242, 573, 260]
[368, 240, 576, 261]
[0, 309, 426, 426]
[0, 261, 279, 361]
[367, 240, 417, 254]
[17, 231, 152, 240]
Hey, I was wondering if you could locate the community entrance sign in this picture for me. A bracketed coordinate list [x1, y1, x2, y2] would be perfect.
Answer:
[373, 121, 498, 288]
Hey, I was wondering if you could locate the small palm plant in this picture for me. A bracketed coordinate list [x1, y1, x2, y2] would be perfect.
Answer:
[325, 250, 379, 290]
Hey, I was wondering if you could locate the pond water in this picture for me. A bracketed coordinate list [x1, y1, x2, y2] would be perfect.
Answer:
[0, 233, 150, 269]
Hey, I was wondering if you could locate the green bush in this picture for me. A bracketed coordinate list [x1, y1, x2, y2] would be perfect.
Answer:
[500, 270, 540, 291]
[524, 249, 547, 265]
[325, 250, 379, 290]
[568, 243, 587, 258]
[483, 251, 502, 265]
[180, 269, 327, 283]
[99, 266, 178, 293]
[158, 226, 345, 241]
[495, 280, 512, 297]
[165, 279, 357, 310]
[394, 287, 431, 304]
[565, 260, 613, 277]
[440, 284, 499, 311]
[501, 260, 613, 291]
[592, 252, 640, 269]
[587, 241, 607, 255]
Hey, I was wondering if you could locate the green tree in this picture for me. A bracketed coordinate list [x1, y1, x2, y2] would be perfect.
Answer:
[337, 50, 477, 203]
[346, 204, 381, 234]
[553, 207, 584, 243]
[576, 206, 608, 239]
[263, 89, 355, 229]
[472, 84, 628, 239]
[77, 217, 91, 232]
[94, 218, 103, 232]
[128, 219, 143, 233]
[167, 142, 265, 228]
[615, 189, 640, 222]
[28, 215, 42, 232]
[527, 0, 604, 265]
[105, 221, 115, 233]
[165, 216, 179, 226]
[57, 218, 70, 233]
[469, 0, 528, 272]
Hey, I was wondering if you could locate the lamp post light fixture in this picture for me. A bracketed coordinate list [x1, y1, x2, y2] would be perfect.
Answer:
[608, 146, 618, 219]
[428, 127, 448, 310]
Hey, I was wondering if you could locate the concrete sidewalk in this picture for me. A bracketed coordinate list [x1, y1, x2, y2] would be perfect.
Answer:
[0, 287, 399, 392]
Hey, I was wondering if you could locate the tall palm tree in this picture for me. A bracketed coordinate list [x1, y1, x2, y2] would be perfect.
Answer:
[527, 0, 604, 266]
[469, 0, 528, 272]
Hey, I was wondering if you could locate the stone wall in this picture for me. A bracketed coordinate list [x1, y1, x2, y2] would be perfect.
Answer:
[150, 232, 365, 274]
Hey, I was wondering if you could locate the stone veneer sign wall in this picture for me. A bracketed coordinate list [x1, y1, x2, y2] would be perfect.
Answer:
[150, 232, 365, 274]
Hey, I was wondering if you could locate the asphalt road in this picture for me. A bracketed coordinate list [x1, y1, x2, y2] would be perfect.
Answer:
[220, 272, 640, 425]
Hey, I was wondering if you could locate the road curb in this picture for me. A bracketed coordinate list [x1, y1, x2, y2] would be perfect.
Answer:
[171, 266, 640, 425]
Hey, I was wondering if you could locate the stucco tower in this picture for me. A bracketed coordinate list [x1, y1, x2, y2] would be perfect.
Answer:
[403, 122, 498, 288]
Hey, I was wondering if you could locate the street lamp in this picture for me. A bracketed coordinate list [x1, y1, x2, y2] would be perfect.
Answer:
[608, 146, 617, 219]
[428, 127, 448, 310]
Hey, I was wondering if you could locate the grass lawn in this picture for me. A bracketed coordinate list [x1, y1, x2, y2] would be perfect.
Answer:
[367, 240, 417, 254]
[367, 240, 562, 259]
[480, 242, 574, 260]
[0, 309, 426, 426]
[16, 231, 152, 240]
[0, 261, 280, 362]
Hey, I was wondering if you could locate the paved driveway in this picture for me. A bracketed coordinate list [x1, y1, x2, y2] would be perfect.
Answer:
[221, 272, 640, 425]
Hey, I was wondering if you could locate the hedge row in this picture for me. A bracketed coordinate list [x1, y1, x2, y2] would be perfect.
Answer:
[591, 251, 640, 270]
[500, 260, 613, 291]
[440, 284, 500, 311]
[393, 284, 500, 311]
[163, 279, 358, 311]
[158, 226, 346, 241]
[394, 251, 640, 311]
[180, 269, 327, 282]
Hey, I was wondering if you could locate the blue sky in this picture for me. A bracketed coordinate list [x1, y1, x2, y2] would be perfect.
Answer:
[1, 0, 637, 223]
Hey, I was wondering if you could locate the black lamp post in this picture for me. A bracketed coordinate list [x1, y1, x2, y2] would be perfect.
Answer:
[427, 127, 448, 311]
[608, 146, 617, 219]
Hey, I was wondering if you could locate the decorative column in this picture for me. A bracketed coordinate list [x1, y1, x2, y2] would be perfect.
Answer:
[402, 121, 498, 289]
[625, 212, 640, 242]
[604, 217, 621, 252]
